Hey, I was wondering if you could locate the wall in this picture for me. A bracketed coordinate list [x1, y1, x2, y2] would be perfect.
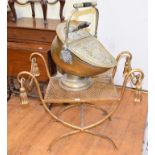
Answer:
[97, 0, 148, 90]
[15, 0, 148, 90]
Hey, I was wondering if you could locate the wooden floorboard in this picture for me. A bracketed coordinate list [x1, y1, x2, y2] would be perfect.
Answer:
[8, 89, 148, 155]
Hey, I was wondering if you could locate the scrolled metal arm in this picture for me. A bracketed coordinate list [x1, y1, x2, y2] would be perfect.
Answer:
[17, 71, 44, 101]
[112, 51, 132, 79]
[30, 52, 51, 79]
[120, 69, 144, 102]
[113, 51, 144, 102]
[112, 51, 139, 85]
[22, 52, 51, 92]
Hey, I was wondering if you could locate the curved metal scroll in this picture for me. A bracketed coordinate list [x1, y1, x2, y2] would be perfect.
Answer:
[112, 51, 144, 102]
[112, 51, 132, 79]
[17, 68, 143, 150]
[30, 52, 51, 79]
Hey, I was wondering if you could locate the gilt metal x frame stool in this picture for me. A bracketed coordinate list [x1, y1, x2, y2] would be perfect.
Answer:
[17, 51, 144, 151]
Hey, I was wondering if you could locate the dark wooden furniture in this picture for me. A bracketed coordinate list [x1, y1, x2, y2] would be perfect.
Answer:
[8, 18, 60, 45]
[7, 18, 61, 98]
[8, 0, 65, 23]
[8, 18, 61, 80]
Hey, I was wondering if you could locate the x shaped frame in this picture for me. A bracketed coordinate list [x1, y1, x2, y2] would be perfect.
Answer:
[17, 51, 144, 151]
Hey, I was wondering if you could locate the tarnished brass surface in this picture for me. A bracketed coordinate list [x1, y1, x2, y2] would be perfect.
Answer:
[51, 37, 110, 77]
[51, 3, 116, 78]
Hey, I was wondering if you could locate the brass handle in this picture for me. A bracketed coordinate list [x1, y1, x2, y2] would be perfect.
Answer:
[65, 2, 99, 45]
[73, 2, 97, 8]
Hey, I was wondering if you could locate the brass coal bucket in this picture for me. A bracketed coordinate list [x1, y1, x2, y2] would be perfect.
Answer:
[51, 2, 117, 91]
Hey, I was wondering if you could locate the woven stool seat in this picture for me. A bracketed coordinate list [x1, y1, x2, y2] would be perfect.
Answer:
[44, 74, 119, 104]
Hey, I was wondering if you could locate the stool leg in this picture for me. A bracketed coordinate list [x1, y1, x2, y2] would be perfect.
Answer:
[48, 130, 80, 152]
[85, 130, 117, 149]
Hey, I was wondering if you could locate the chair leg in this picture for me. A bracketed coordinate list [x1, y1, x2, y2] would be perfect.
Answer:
[41, 0, 48, 25]
[59, 0, 65, 21]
